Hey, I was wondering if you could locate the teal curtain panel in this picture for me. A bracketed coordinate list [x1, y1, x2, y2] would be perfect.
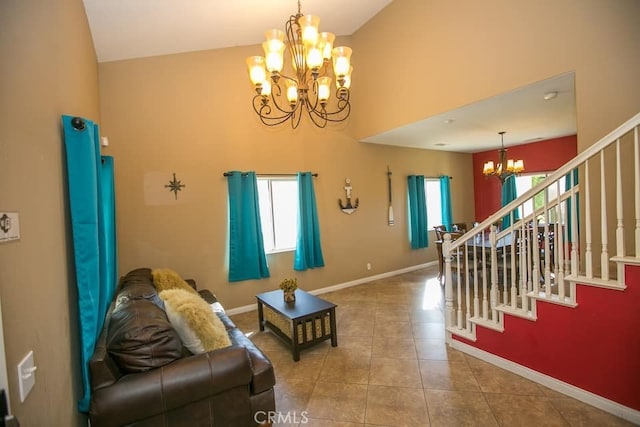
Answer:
[294, 172, 325, 270]
[99, 156, 118, 324]
[565, 167, 579, 240]
[408, 175, 429, 249]
[62, 115, 118, 412]
[501, 175, 520, 229]
[226, 171, 270, 281]
[440, 175, 453, 231]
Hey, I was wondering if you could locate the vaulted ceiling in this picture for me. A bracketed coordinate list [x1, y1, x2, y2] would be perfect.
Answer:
[82, 0, 576, 153]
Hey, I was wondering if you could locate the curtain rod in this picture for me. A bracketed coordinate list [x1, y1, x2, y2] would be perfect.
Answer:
[424, 175, 453, 180]
[223, 172, 318, 177]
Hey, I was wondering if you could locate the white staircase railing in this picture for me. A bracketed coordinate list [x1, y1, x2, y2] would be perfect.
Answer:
[444, 112, 640, 341]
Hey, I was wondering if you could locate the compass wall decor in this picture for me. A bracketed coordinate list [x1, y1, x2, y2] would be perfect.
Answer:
[165, 173, 186, 200]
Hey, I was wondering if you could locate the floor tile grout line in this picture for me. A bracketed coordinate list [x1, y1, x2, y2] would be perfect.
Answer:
[478, 390, 502, 427]
[362, 381, 370, 425]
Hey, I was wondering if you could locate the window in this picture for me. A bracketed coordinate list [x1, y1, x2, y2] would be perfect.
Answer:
[257, 177, 298, 253]
[424, 179, 442, 229]
[515, 173, 566, 222]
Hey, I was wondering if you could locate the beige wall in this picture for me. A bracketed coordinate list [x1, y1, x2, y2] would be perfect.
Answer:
[99, 46, 475, 309]
[0, 0, 99, 425]
[352, 0, 640, 153]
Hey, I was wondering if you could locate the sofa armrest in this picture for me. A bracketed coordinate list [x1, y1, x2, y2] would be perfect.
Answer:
[89, 303, 121, 390]
[89, 330, 121, 390]
[227, 328, 276, 395]
[185, 278, 197, 290]
[89, 346, 252, 427]
[198, 289, 218, 304]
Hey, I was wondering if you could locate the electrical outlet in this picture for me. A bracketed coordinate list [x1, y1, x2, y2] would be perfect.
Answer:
[17, 351, 36, 402]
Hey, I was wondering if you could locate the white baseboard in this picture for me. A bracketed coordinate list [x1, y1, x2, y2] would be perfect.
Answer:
[451, 340, 640, 425]
[224, 261, 436, 316]
[308, 261, 436, 296]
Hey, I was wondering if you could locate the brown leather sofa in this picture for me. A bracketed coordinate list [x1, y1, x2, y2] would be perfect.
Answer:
[88, 268, 275, 427]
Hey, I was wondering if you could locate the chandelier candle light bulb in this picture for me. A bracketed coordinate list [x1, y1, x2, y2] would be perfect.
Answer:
[263, 41, 284, 73]
[286, 80, 299, 105]
[247, 56, 267, 88]
[320, 32, 335, 59]
[317, 77, 331, 103]
[265, 29, 285, 50]
[299, 14, 320, 45]
[246, 0, 352, 128]
[340, 66, 353, 89]
[332, 46, 352, 77]
[306, 45, 324, 69]
[483, 161, 495, 175]
[260, 78, 272, 97]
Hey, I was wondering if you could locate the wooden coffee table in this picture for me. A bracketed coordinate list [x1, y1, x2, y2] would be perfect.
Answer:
[256, 289, 337, 361]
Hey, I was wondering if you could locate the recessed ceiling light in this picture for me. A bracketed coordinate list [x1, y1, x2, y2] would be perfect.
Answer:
[434, 143, 447, 146]
[443, 119, 454, 124]
[543, 91, 558, 100]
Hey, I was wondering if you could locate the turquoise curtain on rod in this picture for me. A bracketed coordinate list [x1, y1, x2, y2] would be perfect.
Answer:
[226, 171, 270, 281]
[565, 168, 579, 240]
[439, 175, 453, 231]
[100, 156, 118, 310]
[408, 175, 428, 249]
[294, 172, 325, 270]
[62, 115, 118, 412]
[501, 175, 520, 229]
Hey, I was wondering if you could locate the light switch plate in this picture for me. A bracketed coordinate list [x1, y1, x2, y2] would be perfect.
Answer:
[0, 212, 20, 243]
[17, 351, 35, 402]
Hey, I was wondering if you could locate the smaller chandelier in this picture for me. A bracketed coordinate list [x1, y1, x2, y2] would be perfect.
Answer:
[482, 131, 524, 183]
[245, 0, 352, 129]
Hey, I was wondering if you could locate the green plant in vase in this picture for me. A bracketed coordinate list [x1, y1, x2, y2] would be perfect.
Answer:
[280, 278, 297, 302]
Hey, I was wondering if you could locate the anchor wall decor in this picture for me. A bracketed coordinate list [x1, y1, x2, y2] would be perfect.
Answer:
[339, 178, 359, 214]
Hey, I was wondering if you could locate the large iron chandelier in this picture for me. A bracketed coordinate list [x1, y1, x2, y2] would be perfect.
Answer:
[245, 0, 352, 129]
[482, 131, 525, 183]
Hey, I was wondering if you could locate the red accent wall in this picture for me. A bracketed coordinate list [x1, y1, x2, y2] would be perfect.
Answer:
[472, 135, 577, 222]
[454, 264, 640, 410]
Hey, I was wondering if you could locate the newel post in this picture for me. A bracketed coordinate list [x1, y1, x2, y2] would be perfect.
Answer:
[443, 233, 454, 343]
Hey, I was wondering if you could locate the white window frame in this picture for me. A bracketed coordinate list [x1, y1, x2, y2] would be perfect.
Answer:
[424, 178, 443, 230]
[515, 173, 567, 223]
[257, 177, 299, 254]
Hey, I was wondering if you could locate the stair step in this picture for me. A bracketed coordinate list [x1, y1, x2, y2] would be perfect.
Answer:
[469, 316, 504, 332]
[565, 275, 626, 290]
[496, 304, 537, 321]
[610, 255, 640, 265]
[527, 291, 578, 307]
[446, 326, 476, 342]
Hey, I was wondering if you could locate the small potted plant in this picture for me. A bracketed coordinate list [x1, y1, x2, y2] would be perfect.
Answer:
[280, 277, 297, 302]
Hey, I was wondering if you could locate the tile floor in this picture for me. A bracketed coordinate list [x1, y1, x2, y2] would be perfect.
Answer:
[229, 266, 634, 427]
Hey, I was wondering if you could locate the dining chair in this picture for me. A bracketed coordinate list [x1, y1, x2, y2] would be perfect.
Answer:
[452, 222, 468, 233]
[450, 243, 481, 284]
[433, 225, 447, 240]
